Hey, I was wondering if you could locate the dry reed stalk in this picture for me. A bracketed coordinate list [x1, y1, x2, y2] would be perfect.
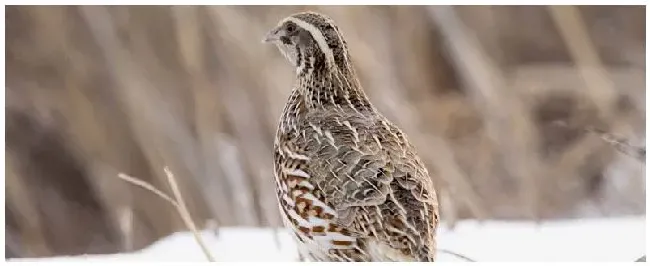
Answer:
[206, 7, 281, 228]
[546, 6, 636, 171]
[549, 10, 644, 262]
[427, 5, 542, 221]
[118, 206, 134, 252]
[171, 6, 235, 226]
[439, 189, 458, 230]
[428, 136, 489, 221]
[117, 169, 216, 262]
[547, 6, 617, 113]
[5, 156, 53, 257]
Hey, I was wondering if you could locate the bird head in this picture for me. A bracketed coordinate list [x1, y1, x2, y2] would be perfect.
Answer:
[262, 11, 347, 71]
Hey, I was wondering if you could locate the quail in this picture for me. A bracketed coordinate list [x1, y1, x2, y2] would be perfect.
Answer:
[264, 11, 440, 262]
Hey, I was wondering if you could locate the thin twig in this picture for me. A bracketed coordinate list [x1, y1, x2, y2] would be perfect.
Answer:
[117, 173, 179, 208]
[438, 248, 477, 262]
[163, 167, 216, 261]
[552, 120, 645, 162]
[583, 126, 645, 162]
[117, 170, 216, 261]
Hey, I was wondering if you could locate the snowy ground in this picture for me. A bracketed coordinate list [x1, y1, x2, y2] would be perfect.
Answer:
[10, 216, 646, 262]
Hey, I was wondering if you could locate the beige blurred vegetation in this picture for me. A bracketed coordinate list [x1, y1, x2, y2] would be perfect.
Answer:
[5, 5, 645, 258]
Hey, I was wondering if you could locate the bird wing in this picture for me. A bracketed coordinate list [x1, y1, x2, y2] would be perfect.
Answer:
[299, 111, 439, 260]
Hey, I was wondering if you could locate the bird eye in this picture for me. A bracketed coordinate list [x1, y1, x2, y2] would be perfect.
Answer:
[286, 24, 295, 33]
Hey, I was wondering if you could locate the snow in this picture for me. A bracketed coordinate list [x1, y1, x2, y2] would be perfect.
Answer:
[9, 216, 646, 262]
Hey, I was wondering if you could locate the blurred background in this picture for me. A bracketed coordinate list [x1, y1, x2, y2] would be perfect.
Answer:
[5, 5, 646, 259]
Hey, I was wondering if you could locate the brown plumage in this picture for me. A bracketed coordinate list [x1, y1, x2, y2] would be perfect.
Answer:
[263, 11, 439, 262]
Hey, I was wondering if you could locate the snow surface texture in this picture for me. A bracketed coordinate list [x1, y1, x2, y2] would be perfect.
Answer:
[10, 216, 646, 262]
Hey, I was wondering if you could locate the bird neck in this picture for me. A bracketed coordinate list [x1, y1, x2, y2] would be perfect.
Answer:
[278, 53, 375, 135]
[294, 52, 374, 114]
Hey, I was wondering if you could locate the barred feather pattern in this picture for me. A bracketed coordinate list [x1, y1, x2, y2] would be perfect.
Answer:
[268, 11, 439, 262]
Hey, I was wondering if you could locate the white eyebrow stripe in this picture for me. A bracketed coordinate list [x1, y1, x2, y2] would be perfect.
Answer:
[282, 17, 335, 67]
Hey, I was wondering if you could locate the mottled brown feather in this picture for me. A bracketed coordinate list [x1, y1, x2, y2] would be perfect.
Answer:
[266, 11, 439, 262]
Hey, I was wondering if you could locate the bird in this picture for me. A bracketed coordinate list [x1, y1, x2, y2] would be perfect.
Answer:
[263, 11, 440, 262]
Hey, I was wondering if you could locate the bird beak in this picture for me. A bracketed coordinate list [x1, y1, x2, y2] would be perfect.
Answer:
[262, 28, 280, 43]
